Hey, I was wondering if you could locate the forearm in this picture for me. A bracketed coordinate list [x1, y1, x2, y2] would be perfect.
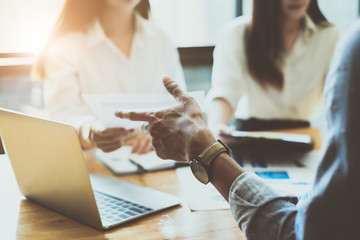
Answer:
[209, 153, 244, 201]
[207, 98, 234, 127]
[208, 151, 298, 239]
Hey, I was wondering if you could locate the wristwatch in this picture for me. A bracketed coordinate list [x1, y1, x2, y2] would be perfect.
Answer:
[190, 139, 231, 184]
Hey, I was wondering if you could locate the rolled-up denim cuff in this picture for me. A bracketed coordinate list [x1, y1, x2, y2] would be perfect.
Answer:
[229, 172, 297, 236]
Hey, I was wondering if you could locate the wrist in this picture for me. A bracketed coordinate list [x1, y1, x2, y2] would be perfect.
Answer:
[189, 139, 232, 184]
[188, 127, 216, 162]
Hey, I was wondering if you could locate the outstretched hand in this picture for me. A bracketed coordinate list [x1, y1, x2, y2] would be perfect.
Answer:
[86, 122, 134, 153]
[115, 76, 216, 162]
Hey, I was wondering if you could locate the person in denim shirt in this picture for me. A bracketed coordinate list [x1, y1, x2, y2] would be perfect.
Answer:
[115, 20, 360, 240]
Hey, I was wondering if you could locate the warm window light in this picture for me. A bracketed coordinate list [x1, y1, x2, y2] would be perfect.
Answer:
[0, 0, 235, 52]
[13, 24, 51, 53]
[0, 0, 65, 53]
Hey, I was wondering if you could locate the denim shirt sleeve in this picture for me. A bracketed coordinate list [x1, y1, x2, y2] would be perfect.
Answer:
[295, 20, 360, 240]
[229, 173, 298, 240]
[229, 20, 360, 240]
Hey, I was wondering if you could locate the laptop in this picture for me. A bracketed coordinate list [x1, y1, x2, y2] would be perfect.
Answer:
[0, 108, 181, 230]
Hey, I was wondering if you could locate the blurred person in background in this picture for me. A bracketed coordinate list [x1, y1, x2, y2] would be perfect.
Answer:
[206, 0, 339, 136]
[34, 0, 186, 154]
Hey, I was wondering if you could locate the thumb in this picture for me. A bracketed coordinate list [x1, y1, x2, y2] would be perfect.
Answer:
[163, 75, 188, 104]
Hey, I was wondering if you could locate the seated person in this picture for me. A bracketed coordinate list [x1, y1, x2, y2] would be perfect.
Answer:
[206, 0, 339, 134]
[115, 20, 360, 239]
[33, 0, 186, 153]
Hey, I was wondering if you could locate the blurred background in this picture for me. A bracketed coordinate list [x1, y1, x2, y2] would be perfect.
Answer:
[0, 0, 359, 114]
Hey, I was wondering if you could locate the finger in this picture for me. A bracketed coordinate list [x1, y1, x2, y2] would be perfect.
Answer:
[138, 137, 152, 154]
[163, 76, 188, 104]
[154, 111, 164, 118]
[99, 128, 133, 136]
[143, 144, 154, 154]
[93, 132, 126, 144]
[98, 142, 123, 153]
[124, 140, 133, 146]
[115, 111, 157, 122]
[131, 141, 141, 154]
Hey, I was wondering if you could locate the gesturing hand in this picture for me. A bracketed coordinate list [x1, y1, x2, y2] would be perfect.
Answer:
[115, 76, 216, 162]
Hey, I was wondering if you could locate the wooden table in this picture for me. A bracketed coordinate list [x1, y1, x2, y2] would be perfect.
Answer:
[0, 128, 320, 240]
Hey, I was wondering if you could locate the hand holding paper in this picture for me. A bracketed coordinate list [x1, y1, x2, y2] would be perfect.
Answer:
[80, 121, 134, 153]
[83, 91, 205, 129]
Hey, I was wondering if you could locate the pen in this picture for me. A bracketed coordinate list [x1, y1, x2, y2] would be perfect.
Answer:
[128, 158, 146, 172]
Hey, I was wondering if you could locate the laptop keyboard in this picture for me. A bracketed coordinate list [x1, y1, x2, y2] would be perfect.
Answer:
[94, 191, 153, 224]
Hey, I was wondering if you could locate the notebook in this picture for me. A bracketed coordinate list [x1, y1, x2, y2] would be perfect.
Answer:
[95, 146, 188, 175]
[0, 108, 181, 230]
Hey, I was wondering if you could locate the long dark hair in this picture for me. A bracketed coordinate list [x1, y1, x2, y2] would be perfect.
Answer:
[246, 0, 330, 90]
[34, 0, 150, 79]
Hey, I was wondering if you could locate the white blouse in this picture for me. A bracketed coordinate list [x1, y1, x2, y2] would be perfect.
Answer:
[207, 15, 339, 121]
[44, 14, 186, 130]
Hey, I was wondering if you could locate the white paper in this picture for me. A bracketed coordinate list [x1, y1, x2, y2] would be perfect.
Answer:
[230, 131, 313, 144]
[95, 147, 138, 174]
[83, 91, 205, 129]
[176, 167, 230, 211]
[238, 151, 321, 202]
[176, 151, 321, 211]
[129, 152, 176, 170]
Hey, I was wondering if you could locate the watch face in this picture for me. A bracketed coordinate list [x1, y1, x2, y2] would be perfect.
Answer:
[190, 160, 209, 184]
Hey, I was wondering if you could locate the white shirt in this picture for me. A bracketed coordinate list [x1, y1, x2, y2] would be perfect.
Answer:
[207, 16, 339, 121]
[44, 14, 186, 130]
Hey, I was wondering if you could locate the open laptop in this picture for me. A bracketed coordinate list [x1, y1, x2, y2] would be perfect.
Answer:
[0, 108, 181, 230]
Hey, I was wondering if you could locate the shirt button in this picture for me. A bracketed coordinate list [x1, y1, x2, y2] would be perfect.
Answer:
[339, 65, 347, 71]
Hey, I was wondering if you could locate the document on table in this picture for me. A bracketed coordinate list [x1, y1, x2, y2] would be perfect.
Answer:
[176, 167, 230, 211]
[95, 146, 188, 175]
[83, 91, 205, 129]
[177, 151, 321, 211]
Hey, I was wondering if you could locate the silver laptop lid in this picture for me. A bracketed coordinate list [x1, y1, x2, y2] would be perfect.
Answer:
[0, 108, 102, 229]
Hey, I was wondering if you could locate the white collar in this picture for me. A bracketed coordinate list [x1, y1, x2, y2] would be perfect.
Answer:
[303, 14, 318, 42]
[86, 13, 151, 48]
